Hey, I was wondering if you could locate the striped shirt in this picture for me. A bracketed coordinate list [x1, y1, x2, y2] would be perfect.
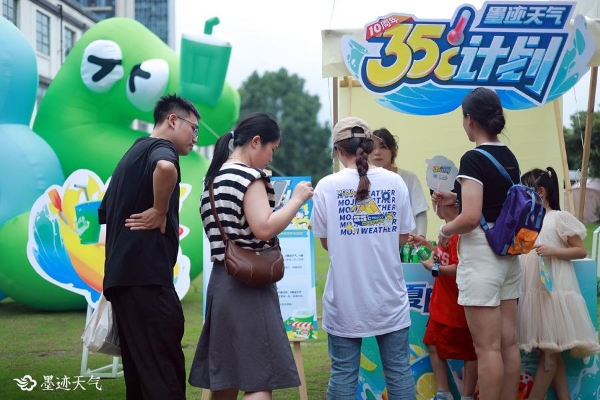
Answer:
[200, 162, 276, 262]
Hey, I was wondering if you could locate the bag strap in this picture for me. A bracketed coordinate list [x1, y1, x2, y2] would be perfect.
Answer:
[208, 182, 229, 244]
[474, 148, 517, 185]
[473, 148, 519, 231]
[209, 180, 277, 247]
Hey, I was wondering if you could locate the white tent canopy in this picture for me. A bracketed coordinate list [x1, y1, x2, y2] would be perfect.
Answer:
[569, 178, 600, 223]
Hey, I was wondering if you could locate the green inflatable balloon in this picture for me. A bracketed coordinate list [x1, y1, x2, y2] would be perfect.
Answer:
[32, 18, 236, 281]
[0, 212, 87, 311]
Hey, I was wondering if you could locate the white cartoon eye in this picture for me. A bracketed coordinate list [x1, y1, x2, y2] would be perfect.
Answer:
[81, 40, 124, 93]
[126, 59, 169, 111]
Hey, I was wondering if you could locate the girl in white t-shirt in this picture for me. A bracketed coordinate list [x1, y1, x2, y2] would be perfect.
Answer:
[369, 128, 429, 237]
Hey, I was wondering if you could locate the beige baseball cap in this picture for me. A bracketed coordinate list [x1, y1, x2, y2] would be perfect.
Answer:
[332, 117, 372, 144]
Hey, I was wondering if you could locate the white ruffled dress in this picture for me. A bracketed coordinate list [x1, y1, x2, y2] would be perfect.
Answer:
[518, 210, 600, 357]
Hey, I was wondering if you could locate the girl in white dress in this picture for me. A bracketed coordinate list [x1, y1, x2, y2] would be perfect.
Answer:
[518, 166, 600, 399]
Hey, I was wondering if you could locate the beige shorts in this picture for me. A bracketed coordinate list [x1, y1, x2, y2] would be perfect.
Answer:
[456, 225, 521, 307]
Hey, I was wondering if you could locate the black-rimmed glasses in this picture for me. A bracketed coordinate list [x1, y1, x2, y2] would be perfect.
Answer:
[176, 115, 199, 139]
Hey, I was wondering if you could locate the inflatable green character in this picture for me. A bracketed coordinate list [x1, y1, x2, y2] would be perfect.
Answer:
[30, 18, 239, 293]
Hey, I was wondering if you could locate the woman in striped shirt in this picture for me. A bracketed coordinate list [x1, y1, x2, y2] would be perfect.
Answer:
[189, 112, 314, 400]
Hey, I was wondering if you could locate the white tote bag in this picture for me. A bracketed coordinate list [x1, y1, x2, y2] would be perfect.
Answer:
[81, 294, 121, 356]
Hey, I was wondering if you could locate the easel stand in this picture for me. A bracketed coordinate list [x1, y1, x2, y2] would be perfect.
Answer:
[80, 304, 123, 378]
[291, 338, 309, 400]
[201, 339, 308, 400]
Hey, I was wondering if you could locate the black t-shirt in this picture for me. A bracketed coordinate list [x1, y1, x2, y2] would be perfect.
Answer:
[99, 137, 180, 292]
[455, 144, 520, 223]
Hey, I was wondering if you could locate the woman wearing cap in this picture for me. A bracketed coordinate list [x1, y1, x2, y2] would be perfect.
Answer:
[310, 117, 417, 399]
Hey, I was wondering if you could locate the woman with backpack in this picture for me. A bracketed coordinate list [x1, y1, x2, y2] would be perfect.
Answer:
[518, 167, 600, 399]
[432, 87, 521, 400]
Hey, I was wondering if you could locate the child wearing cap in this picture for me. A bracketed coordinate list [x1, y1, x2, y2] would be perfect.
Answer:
[310, 116, 417, 399]
[409, 191, 478, 400]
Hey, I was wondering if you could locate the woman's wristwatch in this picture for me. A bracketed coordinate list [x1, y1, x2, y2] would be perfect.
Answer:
[431, 254, 440, 277]
[431, 263, 440, 277]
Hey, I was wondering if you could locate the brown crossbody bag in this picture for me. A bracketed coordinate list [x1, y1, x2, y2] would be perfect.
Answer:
[209, 183, 285, 286]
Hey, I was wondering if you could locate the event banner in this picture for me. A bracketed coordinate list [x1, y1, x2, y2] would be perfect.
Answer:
[202, 176, 318, 340]
[340, 1, 595, 115]
[357, 259, 600, 399]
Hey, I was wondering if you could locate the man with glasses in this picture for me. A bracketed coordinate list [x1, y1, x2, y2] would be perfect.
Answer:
[99, 93, 200, 400]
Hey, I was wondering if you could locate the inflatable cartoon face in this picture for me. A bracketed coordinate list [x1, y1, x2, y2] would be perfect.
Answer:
[34, 18, 239, 177]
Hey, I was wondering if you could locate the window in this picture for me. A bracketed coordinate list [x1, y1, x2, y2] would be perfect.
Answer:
[64, 27, 76, 58]
[37, 80, 49, 109]
[36, 11, 50, 56]
[2, 0, 17, 25]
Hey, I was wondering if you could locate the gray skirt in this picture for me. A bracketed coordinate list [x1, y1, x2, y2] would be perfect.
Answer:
[188, 262, 300, 391]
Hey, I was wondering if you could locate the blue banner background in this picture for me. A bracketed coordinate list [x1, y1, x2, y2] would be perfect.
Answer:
[357, 259, 600, 399]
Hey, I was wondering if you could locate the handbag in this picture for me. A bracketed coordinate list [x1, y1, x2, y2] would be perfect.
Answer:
[209, 183, 285, 286]
[81, 293, 121, 356]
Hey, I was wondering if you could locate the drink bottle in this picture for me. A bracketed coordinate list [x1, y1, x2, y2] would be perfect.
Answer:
[415, 246, 432, 262]
[400, 244, 411, 263]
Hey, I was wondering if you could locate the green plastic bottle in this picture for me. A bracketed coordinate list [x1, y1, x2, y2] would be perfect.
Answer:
[415, 246, 432, 262]
[400, 244, 411, 263]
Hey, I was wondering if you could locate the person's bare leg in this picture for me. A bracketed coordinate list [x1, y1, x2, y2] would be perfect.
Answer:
[464, 305, 503, 400]
[211, 388, 239, 400]
[499, 299, 520, 400]
[427, 344, 450, 391]
[243, 391, 272, 400]
[462, 360, 478, 397]
[528, 351, 557, 400]
[552, 354, 571, 400]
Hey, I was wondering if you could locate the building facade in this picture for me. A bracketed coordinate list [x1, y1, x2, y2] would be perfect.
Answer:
[75, 0, 173, 46]
[2, 0, 99, 108]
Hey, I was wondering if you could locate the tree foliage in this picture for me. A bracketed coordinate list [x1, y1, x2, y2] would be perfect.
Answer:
[238, 68, 332, 183]
[564, 108, 600, 177]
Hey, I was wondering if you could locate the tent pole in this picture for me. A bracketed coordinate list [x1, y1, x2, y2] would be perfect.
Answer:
[333, 77, 339, 126]
[333, 77, 340, 172]
[346, 76, 353, 117]
[578, 66, 598, 221]
[554, 100, 575, 214]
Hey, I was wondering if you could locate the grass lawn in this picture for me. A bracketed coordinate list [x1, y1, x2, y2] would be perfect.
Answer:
[0, 238, 331, 400]
[1, 226, 599, 399]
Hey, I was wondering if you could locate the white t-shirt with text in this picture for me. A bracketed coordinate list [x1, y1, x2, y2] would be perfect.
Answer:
[310, 167, 415, 337]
